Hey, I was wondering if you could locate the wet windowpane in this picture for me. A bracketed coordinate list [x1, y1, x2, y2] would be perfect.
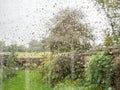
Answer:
[0, 0, 120, 90]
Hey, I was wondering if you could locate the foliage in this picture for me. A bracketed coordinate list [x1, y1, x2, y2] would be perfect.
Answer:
[17, 45, 27, 52]
[40, 54, 56, 86]
[3, 45, 18, 80]
[28, 39, 50, 52]
[112, 32, 120, 45]
[48, 8, 94, 52]
[104, 34, 114, 46]
[0, 41, 8, 52]
[104, 32, 120, 46]
[96, 0, 120, 46]
[84, 51, 114, 90]
[2, 50, 118, 90]
[54, 78, 81, 90]
[28, 39, 41, 52]
[40, 53, 85, 86]
[0, 39, 48, 52]
[96, 0, 120, 8]
[8, 44, 27, 52]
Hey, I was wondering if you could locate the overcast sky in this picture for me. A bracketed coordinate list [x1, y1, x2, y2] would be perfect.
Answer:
[0, 0, 111, 46]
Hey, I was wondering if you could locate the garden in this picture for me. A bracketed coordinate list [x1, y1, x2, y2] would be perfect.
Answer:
[0, 0, 120, 90]
[1, 45, 120, 90]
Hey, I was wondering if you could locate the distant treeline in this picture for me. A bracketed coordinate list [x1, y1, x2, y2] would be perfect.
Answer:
[0, 39, 50, 52]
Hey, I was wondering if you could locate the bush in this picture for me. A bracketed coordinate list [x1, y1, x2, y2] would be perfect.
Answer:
[40, 51, 116, 89]
[40, 54, 56, 86]
[84, 51, 114, 90]
[40, 53, 85, 86]
[54, 78, 81, 90]
[3, 45, 17, 80]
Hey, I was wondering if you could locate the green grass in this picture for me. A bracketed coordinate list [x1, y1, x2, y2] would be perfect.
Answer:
[2, 70, 52, 90]
[0, 52, 69, 58]
[2, 70, 82, 90]
[16, 52, 51, 58]
[0, 52, 51, 58]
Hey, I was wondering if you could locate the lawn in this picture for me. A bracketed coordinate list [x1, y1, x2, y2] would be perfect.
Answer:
[2, 70, 52, 90]
[2, 70, 81, 90]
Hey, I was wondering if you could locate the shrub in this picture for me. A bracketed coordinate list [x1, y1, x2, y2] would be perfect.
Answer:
[84, 51, 114, 90]
[54, 78, 80, 90]
[40, 53, 85, 86]
[3, 45, 17, 80]
[40, 54, 56, 86]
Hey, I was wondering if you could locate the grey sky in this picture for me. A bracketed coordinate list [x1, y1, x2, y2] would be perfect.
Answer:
[0, 0, 110, 46]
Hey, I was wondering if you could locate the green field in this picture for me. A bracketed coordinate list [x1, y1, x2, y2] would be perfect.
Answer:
[2, 70, 52, 90]
[16, 52, 51, 58]
[0, 52, 51, 58]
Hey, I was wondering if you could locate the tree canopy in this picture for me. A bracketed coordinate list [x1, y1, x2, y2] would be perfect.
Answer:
[47, 8, 94, 52]
[95, 0, 120, 46]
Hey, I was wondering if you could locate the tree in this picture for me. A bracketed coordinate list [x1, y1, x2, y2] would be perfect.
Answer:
[47, 8, 94, 80]
[3, 44, 17, 79]
[28, 39, 50, 52]
[112, 32, 120, 44]
[17, 45, 27, 52]
[104, 33, 114, 46]
[95, 0, 120, 45]
[48, 8, 94, 52]
[8, 44, 18, 52]
[40, 38, 51, 52]
[0, 41, 7, 52]
[28, 39, 40, 52]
